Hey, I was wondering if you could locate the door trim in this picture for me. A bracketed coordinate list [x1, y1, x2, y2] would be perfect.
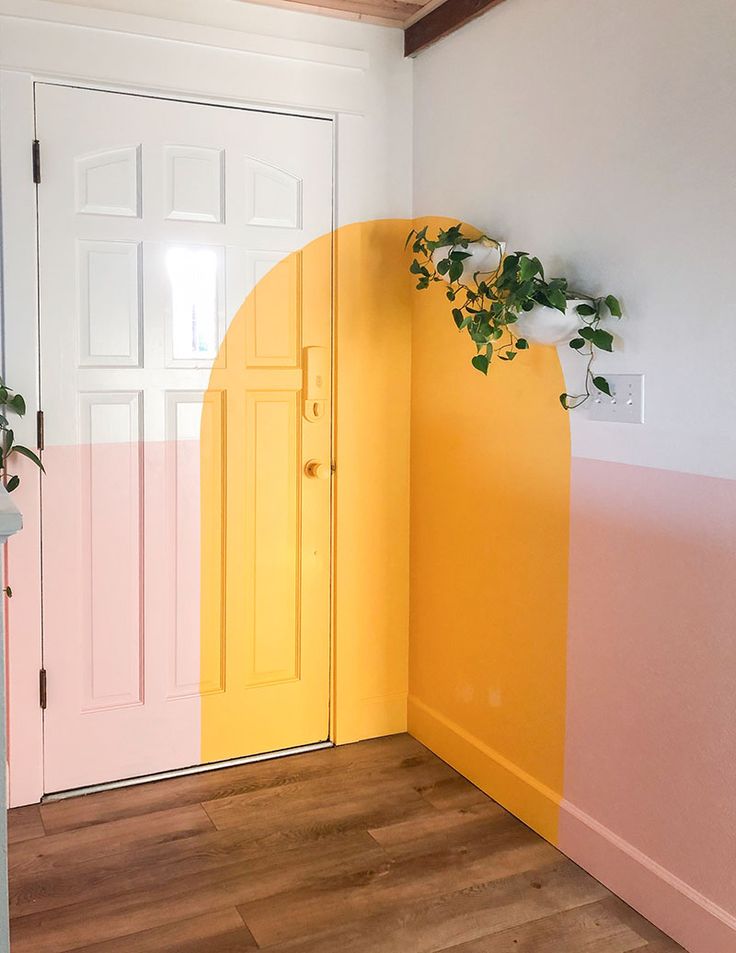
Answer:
[3, 71, 337, 805]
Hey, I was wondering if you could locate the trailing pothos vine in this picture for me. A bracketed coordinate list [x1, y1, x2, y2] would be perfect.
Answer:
[406, 224, 622, 409]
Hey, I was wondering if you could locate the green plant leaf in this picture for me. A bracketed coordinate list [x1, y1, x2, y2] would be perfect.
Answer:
[499, 350, 517, 361]
[593, 376, 612, 396]
[515, 338, 529, 349]
[437, 258, 451, 276]
[576, 303, 596, 317]
[6, 475, 19, 493]
[3, 429, 14, 452]
[452, 308, 464, 328]
[604, 294, 622, 317]
[448, 261, 464, 282]
[546, 288, 567, 312]
[449, 251, 472, 261]
[578, 326, 595, 341]
[471, 354, 489, 375]
[559, 393, 571, 410]
[10, 445, 45, 472]
[10, 394, 26, 416]
[590, 328, 614, 351]
[569, 338, 586, 349]
[4, 586, 12, 598]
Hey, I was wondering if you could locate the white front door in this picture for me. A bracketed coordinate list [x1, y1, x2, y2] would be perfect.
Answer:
[36, 84, 333, 793]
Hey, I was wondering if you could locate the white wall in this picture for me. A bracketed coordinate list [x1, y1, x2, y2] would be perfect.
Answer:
[411, 3, 736, 950]
[413, 0, 736, 481]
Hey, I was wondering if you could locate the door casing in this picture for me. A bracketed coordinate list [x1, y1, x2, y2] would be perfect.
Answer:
[3, 74, 340, 803]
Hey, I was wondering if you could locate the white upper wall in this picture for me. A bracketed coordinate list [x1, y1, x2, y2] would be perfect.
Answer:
[0, 0, 413, 226]
[413, 0, 736, 480]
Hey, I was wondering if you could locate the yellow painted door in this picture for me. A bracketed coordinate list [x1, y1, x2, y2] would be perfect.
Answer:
[200, 223, 333, 763]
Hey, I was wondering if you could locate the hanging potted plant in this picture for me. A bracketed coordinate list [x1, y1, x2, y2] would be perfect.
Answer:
[406, 223, 623, 409]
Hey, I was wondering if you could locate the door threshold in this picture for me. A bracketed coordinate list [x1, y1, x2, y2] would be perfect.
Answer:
[42, 740, 334, 802]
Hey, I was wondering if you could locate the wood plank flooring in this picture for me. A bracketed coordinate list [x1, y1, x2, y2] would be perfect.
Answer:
[8, 734, 685, 953]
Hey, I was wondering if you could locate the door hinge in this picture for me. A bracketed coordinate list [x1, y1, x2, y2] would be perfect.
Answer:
[39, 668, 47, 710]
[37, 410, 45, 451]
[32, 140, 41, 184]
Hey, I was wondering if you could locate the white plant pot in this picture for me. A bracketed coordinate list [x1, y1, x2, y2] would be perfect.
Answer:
[512, 298, 587, 346]
[431, 239, 505, 287]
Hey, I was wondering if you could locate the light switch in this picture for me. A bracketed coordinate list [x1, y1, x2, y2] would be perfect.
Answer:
[588, 374, 644, 423]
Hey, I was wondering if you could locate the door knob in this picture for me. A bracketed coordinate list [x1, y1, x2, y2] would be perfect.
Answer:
[304, 460, 330, 480]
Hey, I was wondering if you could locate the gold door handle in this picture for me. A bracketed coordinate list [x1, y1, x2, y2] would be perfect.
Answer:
[304, 460, 331, 480]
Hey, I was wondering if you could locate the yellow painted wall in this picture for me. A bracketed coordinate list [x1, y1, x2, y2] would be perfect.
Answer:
[201, 220, 413, 758]
[407, 218, 571, 842]
[332, 220, 413, 743]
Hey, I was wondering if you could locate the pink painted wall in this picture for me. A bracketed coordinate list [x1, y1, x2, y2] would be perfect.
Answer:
[561, 458, 736, 950]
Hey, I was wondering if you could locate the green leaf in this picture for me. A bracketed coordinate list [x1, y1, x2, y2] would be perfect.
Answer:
[437, 258, 451, 276]
[6, 475, 19, 493]
[10, 394, 26, 416]
[559, 393, 571, 410]
[518, 257, 539, 281]
[593, 376, 612, 396]
[449, 251, 472, 261]
[3, 429, 14, 452]
[499, 350, 517, 361]
[546, 287, 567, 312]
[448, 261, 464, 282]
[452, 308, 464, 328]
[576, 303, 596, 317]
[604, 294, 622, 317]
[515, 338, 529, 349]
[569, 338, 586, 349]
[578, 326, 595, 341]
[471, 354, 489, 375]
[590, 328, 614, 352]
[410, 259, 427, 276]
[10, 445, 45, 472]
[4, 586, 12, 598]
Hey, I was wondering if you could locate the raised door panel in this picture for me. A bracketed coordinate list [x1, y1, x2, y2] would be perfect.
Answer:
[165, 146, 224, 223]
[244, 157, 302, 229]
[78, 240, 141, 367]
[165, 390, 226, 700]
[78, 391, 143, 712]
[75, 145, 141, 218]
[244, 392, 301, 686]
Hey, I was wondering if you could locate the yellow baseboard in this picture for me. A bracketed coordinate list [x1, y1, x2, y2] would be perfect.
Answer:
[408, 694, 561, 844]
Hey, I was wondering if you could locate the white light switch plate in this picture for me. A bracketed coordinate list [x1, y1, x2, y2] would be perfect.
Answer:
[588, 374, 644, 423]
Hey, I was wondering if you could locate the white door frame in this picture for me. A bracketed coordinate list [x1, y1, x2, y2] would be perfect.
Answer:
[3, 72, 338, 805]
[0, 2, 413, 807]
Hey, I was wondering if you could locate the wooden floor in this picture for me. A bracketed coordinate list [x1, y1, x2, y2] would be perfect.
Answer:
[8, 735, 684, 953]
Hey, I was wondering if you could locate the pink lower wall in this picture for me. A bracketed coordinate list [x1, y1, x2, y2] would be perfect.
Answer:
[561, 457, 736, 952]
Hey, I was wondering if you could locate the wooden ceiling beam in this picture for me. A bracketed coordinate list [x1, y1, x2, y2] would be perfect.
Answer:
[404, 0, 507, 56]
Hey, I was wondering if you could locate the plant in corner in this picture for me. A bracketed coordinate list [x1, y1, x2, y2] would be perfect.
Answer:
[0, 379, 44, 597]
[406, 223, 623, 409]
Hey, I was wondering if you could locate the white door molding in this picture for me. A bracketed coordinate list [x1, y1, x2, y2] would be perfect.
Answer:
[0, 2, 412, 806]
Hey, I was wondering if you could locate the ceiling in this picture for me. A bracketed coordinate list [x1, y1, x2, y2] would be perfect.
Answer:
[238, 0, 446, 28]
